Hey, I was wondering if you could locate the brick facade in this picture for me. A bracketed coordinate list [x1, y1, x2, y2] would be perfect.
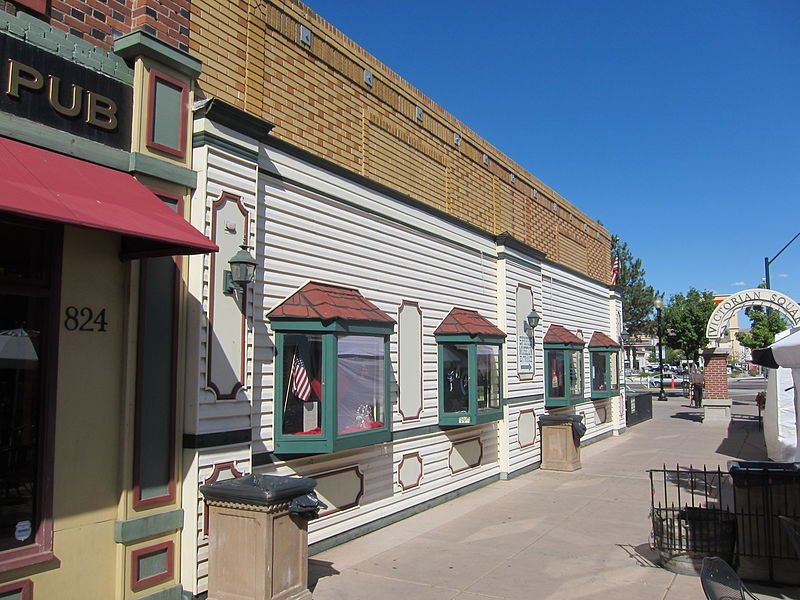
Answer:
[703, 351, 729, 400]
[9, 0, 187, 51]
[190, 0, 613, 283]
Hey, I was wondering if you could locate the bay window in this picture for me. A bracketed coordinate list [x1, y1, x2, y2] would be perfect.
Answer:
[544, 324, 585, 407]
[435, 308, 505, 426]
[267, 282, 395, 454]
[588, 331, 621, 399]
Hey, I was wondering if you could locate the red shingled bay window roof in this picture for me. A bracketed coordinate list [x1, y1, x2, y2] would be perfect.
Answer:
[434, 308, 505, 337]
[589, 331, 621, 348]
[0, 136, 217, 259]
[543, 324, 584, 345]
[267, 282, 396, 324]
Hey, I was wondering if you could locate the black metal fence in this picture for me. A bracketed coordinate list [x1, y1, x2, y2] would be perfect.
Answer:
[648, 463, 800, 583]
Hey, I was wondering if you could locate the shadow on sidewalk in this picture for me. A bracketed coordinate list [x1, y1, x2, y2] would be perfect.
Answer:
[617, 543, 660, 568]
[670, 411, 704, 423]
[308, 559, 340, 591]
[715, 415, 768, 461]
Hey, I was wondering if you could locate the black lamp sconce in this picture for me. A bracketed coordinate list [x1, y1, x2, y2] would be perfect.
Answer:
[224, 244, 257, 297]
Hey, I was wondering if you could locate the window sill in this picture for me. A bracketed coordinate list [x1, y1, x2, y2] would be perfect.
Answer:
[275, 427, 391, 455]
[545, 396, 584, 408]
[0, 547, 56, 574]
[590, 390, 620, 399]
[439, 408, 503, 427]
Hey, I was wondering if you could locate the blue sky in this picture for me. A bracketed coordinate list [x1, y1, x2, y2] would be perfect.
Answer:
[303, 0, 800, 310]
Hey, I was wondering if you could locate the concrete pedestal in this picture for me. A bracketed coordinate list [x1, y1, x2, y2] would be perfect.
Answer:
[703, 398, 732, 424]
[540, 423, 581, 471]
[206, 500, 312, 600]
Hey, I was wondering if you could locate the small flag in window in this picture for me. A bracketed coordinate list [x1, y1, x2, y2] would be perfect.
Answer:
[292, 356, 312, 401]
[611, 255, 620, 285]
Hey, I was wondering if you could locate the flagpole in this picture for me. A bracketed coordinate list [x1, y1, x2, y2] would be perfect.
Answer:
[283, 349, 297, 415]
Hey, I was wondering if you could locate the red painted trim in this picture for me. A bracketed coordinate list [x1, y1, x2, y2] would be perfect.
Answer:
[203, 461, 244, 485]
[0, 218, 61, 573]
[0, 578, 33, 599]
[397, 452, 423, 490]
[517, 408, 537, 449]
[312, 466, 364, 517]
[132, 256, 178, 509]
[448, 436, 484, 474]
[207, 192, 249, 400]
[397, 301, 423, 421]
[145, 69, 188, 159]
[131, 540, 175, 592]
[202, 461, 244, 535]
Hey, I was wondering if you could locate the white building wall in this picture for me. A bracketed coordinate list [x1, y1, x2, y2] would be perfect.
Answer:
[183, 119, 621, 594]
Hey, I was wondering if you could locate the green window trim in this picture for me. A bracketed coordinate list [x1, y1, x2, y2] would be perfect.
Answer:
[589, 346, 621, 399]
[272, 319, 394, 455]
[436, 333, 504, 426]
[544, 343, 585, 407]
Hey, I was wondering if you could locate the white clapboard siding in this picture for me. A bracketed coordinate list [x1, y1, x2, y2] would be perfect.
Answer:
[186, 131, 617, 595]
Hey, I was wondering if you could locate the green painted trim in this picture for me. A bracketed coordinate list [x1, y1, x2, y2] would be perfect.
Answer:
[581, 429, 613, 447]
[194, 98, 275, 143]
[434, 334, 506, 344]
[1, 14, 133, 83]
[114, 509, 184, 543]
[495, 233, 547, 261]
[192, 131, 259, 163]
[259, 167, 491, 259]
[500, 460, 541, 480]
[504, 393, 544, 406]
[308, 473, 500, 555]
[114, 30, 202, 78]
[496, 251, 543, 273]
[273, 331, 393, 455]
[138, 585, 183, 600]
[0, 113, 130, 171]
[129, 152, 197, 188]
[269, 319, 394, 335]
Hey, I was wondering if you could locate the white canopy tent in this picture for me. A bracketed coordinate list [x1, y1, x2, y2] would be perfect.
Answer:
[751, 327, 800, 462]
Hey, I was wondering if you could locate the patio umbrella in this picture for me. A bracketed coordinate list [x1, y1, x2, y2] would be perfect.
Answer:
[750, 327, 800, 461]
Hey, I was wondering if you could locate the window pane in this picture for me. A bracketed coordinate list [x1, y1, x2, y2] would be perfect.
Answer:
[282, 334, 323, 435]
[570, 350, 583, 397]
[591, 352, 607, 392]
[610, 353, 619, 390]
[546, 350, 565, 398]
[477, 345, 500, 410]
[337, 336, 385, 435]
[0, 294, 45, 552]
[442, 343, 469, 413]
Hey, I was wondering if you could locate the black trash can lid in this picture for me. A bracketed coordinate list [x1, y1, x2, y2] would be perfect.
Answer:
[727, 461, 800, 485]
[539, 414, 584, 426]
[200, 473, 317, 506]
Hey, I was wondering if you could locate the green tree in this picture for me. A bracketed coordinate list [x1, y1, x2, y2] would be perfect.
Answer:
[611, 235, 656, 336]
[736, 306, 788, 349]
[662, 288, 717, 363]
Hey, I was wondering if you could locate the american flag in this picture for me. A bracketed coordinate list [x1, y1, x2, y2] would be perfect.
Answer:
[611, 254, 620, 285]
[292, 355, 312, 401]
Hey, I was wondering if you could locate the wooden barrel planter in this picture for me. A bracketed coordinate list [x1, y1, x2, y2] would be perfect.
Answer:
[652, 506, 737, 576]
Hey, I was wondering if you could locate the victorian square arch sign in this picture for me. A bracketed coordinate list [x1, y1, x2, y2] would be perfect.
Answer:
[706, 288, 800, 341]
[702, 288, 800, 424]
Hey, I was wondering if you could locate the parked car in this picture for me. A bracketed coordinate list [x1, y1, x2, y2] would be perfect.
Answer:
[648, 373, 686, 388]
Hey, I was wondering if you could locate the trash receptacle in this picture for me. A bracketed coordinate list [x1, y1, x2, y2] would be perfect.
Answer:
[539, 414, 586, 471]
[200, 473, 326, 600]
[727, 461, 800, 584]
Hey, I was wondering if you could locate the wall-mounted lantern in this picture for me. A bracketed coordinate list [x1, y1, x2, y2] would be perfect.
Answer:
[524, 308, 540, 333]
[224, 244, 257, 297]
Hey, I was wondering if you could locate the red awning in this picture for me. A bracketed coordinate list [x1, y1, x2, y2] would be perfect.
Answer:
[0, 136, 217, 258]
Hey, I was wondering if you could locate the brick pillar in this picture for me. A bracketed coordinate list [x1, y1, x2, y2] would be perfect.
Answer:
[701, 347, 732, 423]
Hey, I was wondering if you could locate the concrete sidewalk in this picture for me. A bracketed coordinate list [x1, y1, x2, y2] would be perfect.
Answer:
[308, 391, 800, 599]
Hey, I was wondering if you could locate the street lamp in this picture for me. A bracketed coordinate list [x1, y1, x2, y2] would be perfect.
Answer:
[654, 296, 667, 402]
[764, 231, 800, 290]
